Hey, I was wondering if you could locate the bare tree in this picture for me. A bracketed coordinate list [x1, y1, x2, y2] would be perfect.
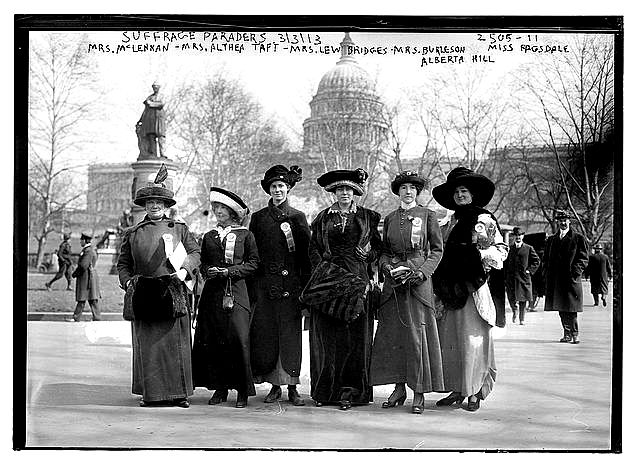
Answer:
[403, 67, 513, 214]
[515, 35, 615, 243]
[169, 73, 290, 230]
[29, 33, 99, 266]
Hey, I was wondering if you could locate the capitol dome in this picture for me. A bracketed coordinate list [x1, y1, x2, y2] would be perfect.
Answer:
[316, 34, 375, 96]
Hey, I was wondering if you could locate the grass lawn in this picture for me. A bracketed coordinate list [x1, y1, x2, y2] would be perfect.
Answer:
[27, 272, 125, 313]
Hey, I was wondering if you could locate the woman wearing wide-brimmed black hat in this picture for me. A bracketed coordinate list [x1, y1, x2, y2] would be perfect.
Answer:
[431, 167, 507, 412]
[117, 166, 201, 408]
[248, 165, 311, 406]
[191, 186, 259, 408]
[369, 171, 444, 414]
[300, 168, 382, 410]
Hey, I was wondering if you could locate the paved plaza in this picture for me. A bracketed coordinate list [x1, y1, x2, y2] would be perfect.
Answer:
[23, 288, 615, 451]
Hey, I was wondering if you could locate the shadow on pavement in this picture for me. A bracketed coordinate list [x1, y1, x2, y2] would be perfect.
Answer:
[30, 383, 136, 407]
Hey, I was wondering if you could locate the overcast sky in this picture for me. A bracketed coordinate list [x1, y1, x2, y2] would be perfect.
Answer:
[29, 30, 598, 167]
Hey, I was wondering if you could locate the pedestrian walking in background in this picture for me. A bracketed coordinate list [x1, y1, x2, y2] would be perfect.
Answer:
[117, 167, 201, 408]
[301, 168, 382, 410]
[249, 165, 311, 406]
[542, 210, 589, 344]
[45, 232, 73, 291]
[370, 171, 444, 414]
[432, 167, 508, 412]
[192, 187, 259, 409]
[505, 227, 540, 325]
[70, 231, 101, 322]
[585, 243, 612, 307]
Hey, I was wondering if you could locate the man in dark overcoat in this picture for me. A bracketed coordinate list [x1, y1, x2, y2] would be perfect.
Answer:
[543, 210, 589, 344]
[505, 227, 540, 325]
[249, 165, 311, 406]
[46, 232, 73, 291]
[70, 231, 101, 321]
[585, 243, 612, 306]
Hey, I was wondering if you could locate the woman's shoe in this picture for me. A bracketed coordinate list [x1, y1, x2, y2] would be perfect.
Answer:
[339, 400, 352, 410]
[466, 395, 481, 412]
[436, 392, 464, 407]
[235, 393, 248, 408]
[264, 385, 282, 403]
[287, 386, 305, 406]
[173, 398, 190, 408]
[382, 387, 407, 409]
[314, 401, 323, 407]
[208, 389, 228, 405]
[412, 393, 424, 414]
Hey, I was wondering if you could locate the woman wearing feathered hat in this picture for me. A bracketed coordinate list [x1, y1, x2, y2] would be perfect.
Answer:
[117, 165, 201, 408]
[248, 165, 311, 406]
[300, 168, 382, 410]
[431, 166, 507, 411]
[369, 171, 444, 414]
[191, 186, 259, 408]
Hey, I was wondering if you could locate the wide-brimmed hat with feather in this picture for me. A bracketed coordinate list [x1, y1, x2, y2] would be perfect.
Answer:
[260, 165, 303, 194]
[133, 164, 176, 207]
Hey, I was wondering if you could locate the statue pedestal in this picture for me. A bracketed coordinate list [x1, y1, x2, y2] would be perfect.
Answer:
[96, 248, 119, 275]
[130, 158, 180, 224]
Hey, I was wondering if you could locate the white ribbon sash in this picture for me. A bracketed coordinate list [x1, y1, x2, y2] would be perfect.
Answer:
[410, 216, 422, 249]
[224, 232, 236, 264]
[280, 222, 295, 252]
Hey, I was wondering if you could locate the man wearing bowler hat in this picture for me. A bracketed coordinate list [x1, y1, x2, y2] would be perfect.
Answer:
[585, 243, 612, 307]
[542, 210, 588, 344]
[69, 231, 101, 321]
[505, 227, 540, 325]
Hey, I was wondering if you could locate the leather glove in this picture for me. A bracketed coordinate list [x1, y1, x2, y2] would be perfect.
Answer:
[355, 246, 368, 262]
[407, 270, 425, 286]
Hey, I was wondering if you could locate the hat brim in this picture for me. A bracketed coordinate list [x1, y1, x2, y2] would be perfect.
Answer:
[324, 180, 364, 196]
[210, 188, 248, 218]
[134, 195, 177, 207]
[260, 177, 295, 194]
[432, 174, 495, 210]
[391, 176, 426, 195]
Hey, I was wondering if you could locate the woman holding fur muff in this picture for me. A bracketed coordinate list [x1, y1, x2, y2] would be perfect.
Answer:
[191, 187, 259, 409]
[301, 168, 382, 410]
[117, 166, 201, 408]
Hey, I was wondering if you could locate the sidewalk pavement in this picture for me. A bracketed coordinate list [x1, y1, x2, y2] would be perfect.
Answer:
[24, 300, 614, 450]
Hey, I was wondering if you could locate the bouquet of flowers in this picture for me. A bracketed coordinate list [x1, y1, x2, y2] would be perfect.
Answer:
[472, 214, 508, 271]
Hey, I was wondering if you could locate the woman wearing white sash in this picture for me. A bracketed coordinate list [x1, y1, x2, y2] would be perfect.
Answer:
[192, 187, 259, 408]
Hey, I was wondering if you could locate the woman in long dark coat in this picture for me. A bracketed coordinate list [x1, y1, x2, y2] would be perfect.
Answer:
[370, 171, 444, 414]
[117, 170, 201, 408]
[192, 187, 259, 408]
[302, 168, 382, 410]
[432, 167, 507, 412]
[249, 165, 311, 406]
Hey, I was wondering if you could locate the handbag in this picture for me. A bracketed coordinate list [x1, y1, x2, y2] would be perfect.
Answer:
[222, 277, 235, 311]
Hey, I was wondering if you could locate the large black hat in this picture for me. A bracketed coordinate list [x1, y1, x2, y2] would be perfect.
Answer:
[593, 243, 603, 250]
[134, 164, 177, 207]
[260, 165, 303, 194]
[316, 168, 368, 196]
[210, 186, 249, 219]
[512, 227, 525, 236]
[80, 230, 94, 240]
[432, 166, 495, 210]
[390, 170, 427, 195]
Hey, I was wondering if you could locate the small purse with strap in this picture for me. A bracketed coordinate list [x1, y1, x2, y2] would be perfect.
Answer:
[222, 277, 234, 311]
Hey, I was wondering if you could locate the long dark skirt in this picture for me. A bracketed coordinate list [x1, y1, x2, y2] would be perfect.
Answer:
[131, 316, 193, 402]
[370, 287, 444, 393]
[192, 285, 255, 396]
[309, 308, 373, 405]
